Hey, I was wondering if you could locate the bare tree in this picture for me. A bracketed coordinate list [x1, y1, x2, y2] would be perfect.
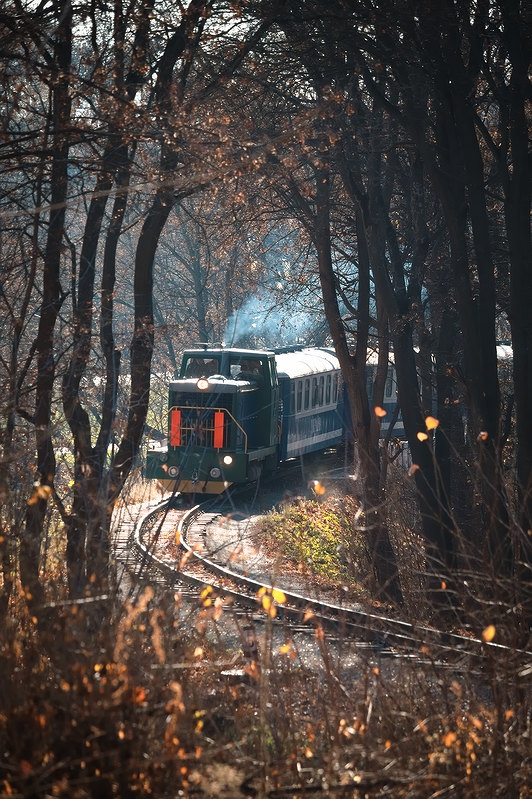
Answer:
[0, 0, 276, 615]
[241, 0, 531, 609]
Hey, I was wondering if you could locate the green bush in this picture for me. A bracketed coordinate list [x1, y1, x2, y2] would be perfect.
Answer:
[258, 496, 370, 588]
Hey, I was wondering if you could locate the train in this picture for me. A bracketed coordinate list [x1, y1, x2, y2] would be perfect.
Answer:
[145, 344, 403, 495]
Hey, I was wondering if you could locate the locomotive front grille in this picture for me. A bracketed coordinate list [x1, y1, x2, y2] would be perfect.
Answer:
[169, 405, 248, 452]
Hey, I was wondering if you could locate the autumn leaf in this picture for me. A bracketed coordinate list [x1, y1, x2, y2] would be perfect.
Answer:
[200, 585, 213, 608]
[179, 549, 194, 567]
[132, 686, 147, 704]
[27, 484, 52, 505]
[374, 406, 387, 418]
[279, 642, 295, 658]
[482, 624, 496, 642]
[261, 593, 276, 617]
[244, 661, 260, 681]
[425, 415, 439, 430]
[443, 731, 457, 747]
[213, 596, 224, 621]
[417, 431, 429, 441]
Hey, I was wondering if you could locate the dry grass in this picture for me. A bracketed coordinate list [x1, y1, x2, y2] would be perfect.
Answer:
[0, 471, 531, 798]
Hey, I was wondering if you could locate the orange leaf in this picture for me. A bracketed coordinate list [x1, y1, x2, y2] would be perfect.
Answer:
[133, 686, 147, 704]
[374, 406, 387, 418]
[417, 431, 429, 441]
[443, 731, 457, 747]
[425, 416, 439, 430]
[27, 484, 51, 505]
[261, 594, 277, 617]
[244, 661, 260, 681]
[477, 431, 489, 441]
[482, 624, 496, 642]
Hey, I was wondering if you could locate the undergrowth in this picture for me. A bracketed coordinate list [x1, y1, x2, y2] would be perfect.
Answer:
[1, 478, 531, 797]
[257, 495, 371, 591]
[1, 575, 530, 798]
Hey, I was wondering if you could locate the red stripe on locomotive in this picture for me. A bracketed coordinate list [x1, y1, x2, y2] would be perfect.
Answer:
[170, 409, 181, 446]
[213, 410, 224, 448]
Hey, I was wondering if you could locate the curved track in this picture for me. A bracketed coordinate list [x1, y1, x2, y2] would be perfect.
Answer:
[123, 497, 531, 668]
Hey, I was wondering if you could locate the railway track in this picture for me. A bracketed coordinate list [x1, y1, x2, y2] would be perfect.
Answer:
[121, 496, 532, 671]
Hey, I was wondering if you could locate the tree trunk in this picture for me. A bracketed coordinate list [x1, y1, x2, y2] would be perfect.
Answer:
[500, 1, 532, 578]
[314, 166, 403, 606]
[362, 154, 457, 607]
[22, 1, 72, 614]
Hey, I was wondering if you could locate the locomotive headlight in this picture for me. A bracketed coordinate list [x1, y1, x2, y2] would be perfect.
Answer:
[167, 465, 179, 478]
[209, 467, 221, 478]
[223, 455, 233, 465]
[159, 452, 168, 463]
[196, 377, 210, 390]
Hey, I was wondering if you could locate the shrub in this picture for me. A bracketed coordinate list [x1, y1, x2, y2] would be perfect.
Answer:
[257, 496, 370, 589]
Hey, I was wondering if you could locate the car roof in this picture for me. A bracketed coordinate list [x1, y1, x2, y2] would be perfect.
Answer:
[274, 348, 339, 378]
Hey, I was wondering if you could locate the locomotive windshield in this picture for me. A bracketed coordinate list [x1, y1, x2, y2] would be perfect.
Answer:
[229, 357, 264, 384]
[181, 351, 267, 384]
[183, 356, 220, 378]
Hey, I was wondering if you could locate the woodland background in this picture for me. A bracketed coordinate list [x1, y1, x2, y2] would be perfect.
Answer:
[0, 1, 530, 796]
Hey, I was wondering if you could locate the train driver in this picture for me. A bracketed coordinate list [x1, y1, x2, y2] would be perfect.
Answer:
[237, 359, 264, 385]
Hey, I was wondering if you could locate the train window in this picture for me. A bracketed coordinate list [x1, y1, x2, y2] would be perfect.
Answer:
[312, 378, 319, 407]
[290, 382, 296, 412]
[296, 380, 303, 412]
[319, 375, 324, 405]
[184, 357, 219, 377]
[229, 359, 242, 378]
[333, 373, 339, 402]
[231, 358, 265, 384]
[304, 379, 310, 410]
[325, 374, 331, 404]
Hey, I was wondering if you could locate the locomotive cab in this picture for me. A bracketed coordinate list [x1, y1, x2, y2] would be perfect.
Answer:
[146, 348, 280, 494]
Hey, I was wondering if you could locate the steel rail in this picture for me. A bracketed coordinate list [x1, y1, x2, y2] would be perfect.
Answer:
[129, 498, 532, 668]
